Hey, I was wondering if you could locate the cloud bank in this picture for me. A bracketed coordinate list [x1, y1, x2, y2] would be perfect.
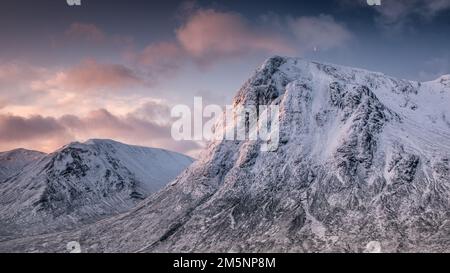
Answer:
[0, 101, 202, 156]
[31, 59, 143, 93]
[176, 9, 295, 63]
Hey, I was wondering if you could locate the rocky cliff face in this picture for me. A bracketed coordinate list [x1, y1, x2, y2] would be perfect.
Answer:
[1, 57, 449, 253]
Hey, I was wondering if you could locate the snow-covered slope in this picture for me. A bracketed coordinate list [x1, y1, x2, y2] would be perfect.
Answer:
[0, 149, 46, 182]
[0, 139, 193, 240]
[1, 57, 449, 253]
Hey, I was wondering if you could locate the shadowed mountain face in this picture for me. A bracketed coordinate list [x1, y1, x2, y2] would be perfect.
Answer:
[1, 57, 449, 253]
[0, 139, 193, 240]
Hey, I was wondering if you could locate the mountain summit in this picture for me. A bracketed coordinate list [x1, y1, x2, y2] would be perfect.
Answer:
[1, 57, 449, 252]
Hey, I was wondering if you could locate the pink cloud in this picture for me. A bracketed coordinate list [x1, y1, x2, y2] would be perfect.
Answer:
[175, 9, 295, 64]
[63, 106, 203, 156]
[0, 62, 51, 108]
[0, 104, 201, 156]
[138, 42, 183, 67]
[0, 114, 72, 152]
[125, 9, 352, 73]
[0, 60, 149, 120]
[0, 114, 65, 141]
[126, 41, 186, 78]
[0, 62, 47, 84]
[32, 59, 143, 93]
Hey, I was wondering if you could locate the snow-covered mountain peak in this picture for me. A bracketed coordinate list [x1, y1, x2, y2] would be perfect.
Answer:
[234, 56, 449, 135]
[0, 140, 193, 239]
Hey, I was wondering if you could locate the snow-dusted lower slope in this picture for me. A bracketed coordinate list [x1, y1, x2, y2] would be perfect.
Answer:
[0, 149, 45, 182]
[0, 139, 193, 240]
[1, 57, 449, 253]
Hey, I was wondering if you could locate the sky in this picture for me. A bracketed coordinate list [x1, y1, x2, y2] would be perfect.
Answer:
[1, 0, 450, 156]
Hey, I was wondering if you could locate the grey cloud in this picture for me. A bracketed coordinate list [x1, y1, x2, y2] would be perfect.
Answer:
[0, 114, 66, 142]
[0, 106, 201, 156]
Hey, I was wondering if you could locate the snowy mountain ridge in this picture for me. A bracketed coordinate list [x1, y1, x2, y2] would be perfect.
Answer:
[1, 57, 449, 253]
[0, 139, 193, 240]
